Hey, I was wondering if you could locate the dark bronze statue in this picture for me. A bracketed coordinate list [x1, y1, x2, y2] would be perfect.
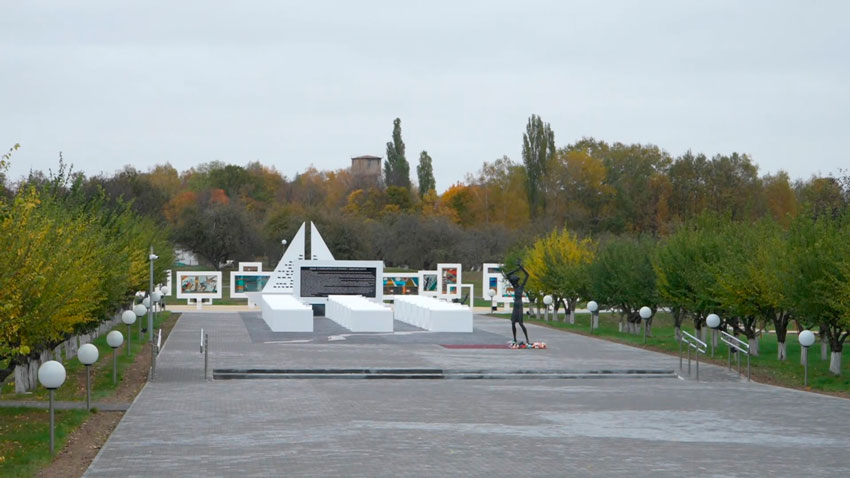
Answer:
[504, 263, 530, 344]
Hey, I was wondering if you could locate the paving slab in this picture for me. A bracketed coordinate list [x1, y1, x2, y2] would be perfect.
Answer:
[84, 312, 850, 477]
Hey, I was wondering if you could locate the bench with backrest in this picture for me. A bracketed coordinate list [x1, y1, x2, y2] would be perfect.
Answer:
[393, 295, 473, 332]
[326, 295, 394, 332]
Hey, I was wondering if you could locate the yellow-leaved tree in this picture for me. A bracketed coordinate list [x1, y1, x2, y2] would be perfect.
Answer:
[524, 228, 595, 323]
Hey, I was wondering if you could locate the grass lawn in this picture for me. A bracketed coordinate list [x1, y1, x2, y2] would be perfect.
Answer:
[493, 309, 850, 395]
[0, 311, 177, 477]
[0, 407, 89, 477]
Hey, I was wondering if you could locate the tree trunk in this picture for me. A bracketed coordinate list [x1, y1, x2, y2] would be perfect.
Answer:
[748, 338, 759, 357]
[821, 339, 828, 361]
[674, 326, 681, 341]
[568, 301, 576, 325]
[829, 351, 842, 375]
[777, 341, 786, 361]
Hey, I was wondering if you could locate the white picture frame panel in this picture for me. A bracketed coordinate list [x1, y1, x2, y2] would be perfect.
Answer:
[176, 271, 223, 303]
[418, 270, 439, 297]
[238, 262, 264, 272]
[230, 271, 272, 299]
[482, 263, 503, 301]
[163, 269, 173, 296]
[382, 272, 419, 300]
[436, 263, 462, 299]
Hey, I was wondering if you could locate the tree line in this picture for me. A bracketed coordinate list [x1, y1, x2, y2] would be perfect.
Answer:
[5, 116, 844, 274]
[0, 155, 173, 382]
[515, 212, 850, 376]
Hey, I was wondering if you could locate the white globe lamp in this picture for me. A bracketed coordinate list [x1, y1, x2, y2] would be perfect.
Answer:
[77, 343, 98, 410]
[38, 360, 66, 455]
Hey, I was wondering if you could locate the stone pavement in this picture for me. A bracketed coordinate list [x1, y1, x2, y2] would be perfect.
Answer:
[84, 312, 850, 477]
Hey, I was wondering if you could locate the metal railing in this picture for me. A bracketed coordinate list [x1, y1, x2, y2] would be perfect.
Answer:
[720, 331, 750, 381]
[679, 330, 707, 381]
[200, 328, 209, 381]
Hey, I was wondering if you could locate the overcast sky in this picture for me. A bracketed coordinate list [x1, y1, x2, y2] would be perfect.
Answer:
[2, 1, 848, 192]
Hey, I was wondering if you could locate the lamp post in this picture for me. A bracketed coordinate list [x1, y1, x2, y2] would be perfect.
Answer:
[587, 301, 599, 333]
[106, 331, 123, 384]
[122, 310, 136, 356]
[706, 314, 720, 357]
[149, 250, 159, 342]
[639, 306, 652, 344]
[487, 288, 497, 312]
[77, 343, 99, 410]
[543, 295, 553, 322]
[133, 303, 147, 343]
[38, 360, 66, 456]
[799, 330, 816, 388]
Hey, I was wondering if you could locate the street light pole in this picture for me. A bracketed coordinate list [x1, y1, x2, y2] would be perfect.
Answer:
[107, 331, 124, 384]
[77, 344, 99, 410]
[38, 361, 66, 456]
[799, 330, 815, 388]
[149, 248, 158, 342]
[706, 314, 721, 358]
[640, 306, 652, 344]
[587, 301, 599, 334]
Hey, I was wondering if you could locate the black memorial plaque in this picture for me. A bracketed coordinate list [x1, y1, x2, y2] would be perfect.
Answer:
[300, 266, 378, 298]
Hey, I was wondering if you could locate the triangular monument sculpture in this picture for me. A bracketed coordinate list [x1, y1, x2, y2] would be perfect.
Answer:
[261, 222, 335, 294]
[262, 222, 306, 293]
[310, 222, 335, 261]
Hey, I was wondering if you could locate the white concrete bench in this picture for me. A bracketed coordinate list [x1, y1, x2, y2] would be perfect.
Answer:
[260, 294, 314, 332]
[326, 295, 393, 332]
[393, 296, 473, 332]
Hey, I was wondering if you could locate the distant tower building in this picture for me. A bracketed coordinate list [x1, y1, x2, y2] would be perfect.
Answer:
[350, 155, 382, 188]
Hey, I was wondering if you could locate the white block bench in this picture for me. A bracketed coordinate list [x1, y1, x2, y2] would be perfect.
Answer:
[260, 294, 314, 332]
[393, 296, 473, 332]
[326, 295, 394, 332]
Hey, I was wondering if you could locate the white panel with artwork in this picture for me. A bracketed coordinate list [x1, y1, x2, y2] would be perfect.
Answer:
[436, 263, 462, 300]
[238, 262, 263, 272]
[230, 271, 272, 306]
[418, 270, 439, 297]
[382, 272, 419, 300]
[176, 271, 223, 307]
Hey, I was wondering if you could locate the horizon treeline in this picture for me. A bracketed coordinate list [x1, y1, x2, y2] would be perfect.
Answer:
[4, 116, 849, 270]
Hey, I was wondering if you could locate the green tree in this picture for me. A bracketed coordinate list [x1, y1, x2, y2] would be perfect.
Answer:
[416, 150, 435, 198]
[711, 219, 790, 357]
[589, 236, 659, 335]
[384, 118, 410, 189]
[653, 215, 727, 337]
[786, 213, 850, 375]
[521, 114, 555, 218]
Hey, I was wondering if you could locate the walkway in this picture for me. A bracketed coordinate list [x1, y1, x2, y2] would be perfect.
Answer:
[84, 311, 850, 477]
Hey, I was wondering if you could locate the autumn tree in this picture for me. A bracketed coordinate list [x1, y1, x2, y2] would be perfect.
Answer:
[544, 148, 613, 232]
[522, 115, 555, 218]
[524, 228, 595, 323]
[384, 118, 410, 189]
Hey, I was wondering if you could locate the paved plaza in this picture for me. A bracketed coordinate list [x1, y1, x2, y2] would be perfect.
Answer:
[84, 311, 850, 477]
